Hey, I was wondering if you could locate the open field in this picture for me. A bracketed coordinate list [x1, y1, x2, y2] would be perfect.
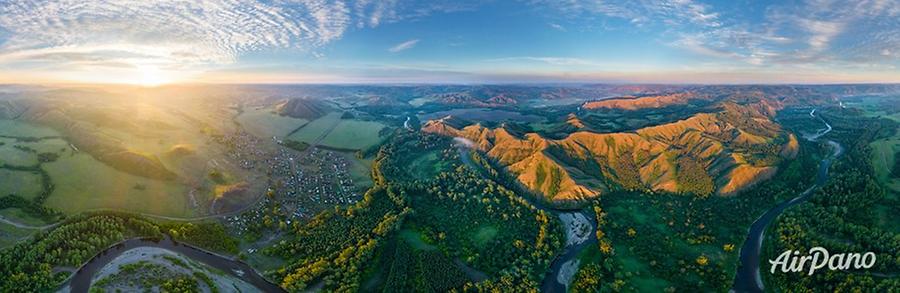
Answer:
[407, 151, 448, 180]
[235, 107, 309, 138]
[0, 120, 60, 137]
[0, 141, 38, 166]
[43, 153, 191, 217]
[850, 96, 900, 191]
[286, 111, 388, 150]
[0, 208, 48, 226]
[0, 222, 33, 248]
[399, 228, 436, 251]
[286, 112, 342, 143]
[471, 225, 498, 248]
[343, 154, 374, 190]
[319, 119, 387, 150]
[0, 169, 42, 199]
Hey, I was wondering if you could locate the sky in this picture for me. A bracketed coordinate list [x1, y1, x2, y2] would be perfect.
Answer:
[0, 0, 898, 85]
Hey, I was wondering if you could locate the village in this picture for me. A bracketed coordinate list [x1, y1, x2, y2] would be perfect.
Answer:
[221, 130, 363, 237]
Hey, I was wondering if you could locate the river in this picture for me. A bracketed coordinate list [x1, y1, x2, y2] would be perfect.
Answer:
[731, 108, 842, 292]
[62, 236, 284, 293]
[452, 138, 597, 292]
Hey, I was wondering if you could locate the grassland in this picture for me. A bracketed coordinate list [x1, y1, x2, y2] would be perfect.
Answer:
[0, 170, 42, 199]
[42, 153, 190, 217]
[343, 153, 374, 190]
[0, 142, 37, 166]
[0, 120, 60, 137]
[859, 103, 900, 191]
[406, 150, 449, 180]
[286, 111, 342, 143]
[0, 208, 47, 226]
[399, 228, 436, 250]
[471, 226, 498, 248]
[319, 119, 387, 150]
[235, 107, 309, 138]
[286, 112, 388, 150]
[0, 222, 33, 248]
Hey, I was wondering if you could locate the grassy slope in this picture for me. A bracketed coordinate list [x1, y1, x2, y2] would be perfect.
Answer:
[43, 153, 189, 217]
[0, 170, 42, 199]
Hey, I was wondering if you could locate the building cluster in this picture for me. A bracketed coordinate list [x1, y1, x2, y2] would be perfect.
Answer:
[222, 132, 363, 236]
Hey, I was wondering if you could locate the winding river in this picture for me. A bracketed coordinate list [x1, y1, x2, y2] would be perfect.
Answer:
[63, 236, 284, 293]
[731, 108, 842, 292]
[453, 138, 596, 293]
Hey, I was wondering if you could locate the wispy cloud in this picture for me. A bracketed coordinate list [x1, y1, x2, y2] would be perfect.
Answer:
[548, 23, 566, 31]
[530, 0, 720, 28]
[388, 39, 420, 53]
[0, 1, 473, 72]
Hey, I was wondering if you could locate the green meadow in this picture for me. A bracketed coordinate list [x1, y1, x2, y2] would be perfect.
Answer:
[286, 112, 343, 144]
[319, 119, 387, 150]
[0, 222, 33, 248]
[236, 107, 309, 138]
[42, 153, 190, 217]
[0, 120, 60, 137]
[0, 170, 42, 199]
[286, 112, 389, 150]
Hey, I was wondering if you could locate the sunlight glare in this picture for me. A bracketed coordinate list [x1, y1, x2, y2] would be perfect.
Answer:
[137, 65, 170, 87]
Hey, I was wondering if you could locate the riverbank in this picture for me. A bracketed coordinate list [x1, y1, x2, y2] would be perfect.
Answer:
[731, 108, 842, 292]
[61, 236, 284, 293]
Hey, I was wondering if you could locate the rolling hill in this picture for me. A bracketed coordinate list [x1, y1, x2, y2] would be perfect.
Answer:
[424, 100, 796, 203]
[275, 98, 328, 119]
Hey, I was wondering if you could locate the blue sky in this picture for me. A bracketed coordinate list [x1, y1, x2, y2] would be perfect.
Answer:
[0, 0, 898, 85]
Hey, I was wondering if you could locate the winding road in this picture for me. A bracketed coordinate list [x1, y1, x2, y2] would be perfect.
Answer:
[731, 108, 842, 292]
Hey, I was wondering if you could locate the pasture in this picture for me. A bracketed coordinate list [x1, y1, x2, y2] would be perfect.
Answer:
[0, 120, 60, 137]
[286, 112, 343, 144]
[287, 112, 389, 151]
[0, 169, 43, 199]
[236, 107, 309, 138]
[42, 153, 191, 217]
[319, 119, 387, 150]
[0, 140, 38, 166]
[852, 96, 900, 191]
[0, 208, 47, 226]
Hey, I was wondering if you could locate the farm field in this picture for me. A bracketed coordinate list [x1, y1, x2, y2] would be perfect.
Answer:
[287, 111, 388, 150]
[235, 107, 308, 138]
[318, 119, 387, 150]
[285, 112, 342, 144]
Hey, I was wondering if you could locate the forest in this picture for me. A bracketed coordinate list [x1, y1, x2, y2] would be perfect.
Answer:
[266, 130, 566, 292]
[567, 107, 825, 292]
[0, 211, 239, 292]
[764, 107, 900, 291]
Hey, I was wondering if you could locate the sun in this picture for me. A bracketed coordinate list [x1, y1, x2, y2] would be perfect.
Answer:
[136, 65, 172, 87]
